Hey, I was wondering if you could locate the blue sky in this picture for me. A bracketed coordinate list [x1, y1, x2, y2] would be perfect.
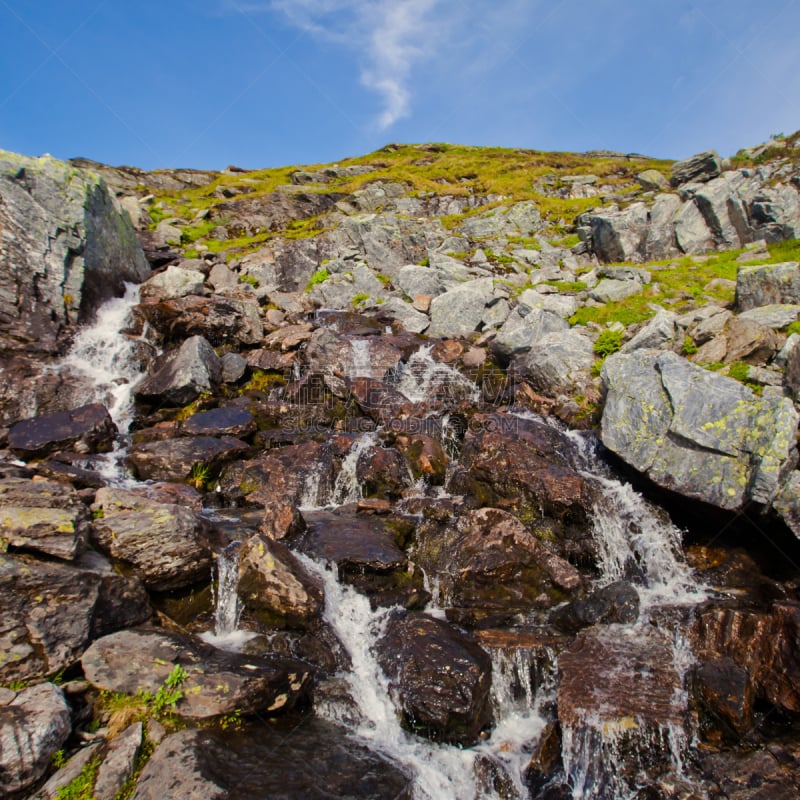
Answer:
[1, 0, 799, 170]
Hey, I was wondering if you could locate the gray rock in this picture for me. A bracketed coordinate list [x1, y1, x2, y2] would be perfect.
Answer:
[674, 199, 715, 254]
[670, 150, 722, 186]
[644, 193, 682, 260]
[82, 628, 312, 719]
[580, 203, 649, 263]
[601, 351, 798, 510]
[427, 277, 494, 339]
[490, 307, 569, 360]
[94, 722, 143, 800]
[517, 289, 578, 319]
[0, 150, 149, 354]
[693, 172, 752, 248]
[597, 266, 651, 284]
[371, 297, 430, 333]
[738, 304, 800, 329]
[689, 308, 733, 344]
[589, 278, 644, 303]
[0, 683, 71, 795]
[736, 262, 800, 310]
[220, 352, 247, 383]
[152, 219, 183, 248]
[207, 263, 239, 292]
[397, 264, 445, 298]
[724, 316, 781, 365]
[637, 169, 670, 192]
[458, 200, 543, 239]
[481, 297, 511, 329]
[428, 252, 476, 283]
[0, 477, 90, 561]
[0, 550, 151, 684]
[135, 335, 222, 406]
[91, 487, 212, 591]
[512, 329, 594, 394]
[773, 472, 800, 539]
[620, 309, 678, 353]
[140, 265, 205, 301]
[34, 742, 101, 800]
[775, 332, 800, 368]
[309, 263, 388, 309]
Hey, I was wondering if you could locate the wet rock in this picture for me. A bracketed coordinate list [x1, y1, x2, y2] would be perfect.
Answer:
[376, 612, 492, 745]
[137, 293, 263, 346]
[218, 442, 334, 509]
[736, 261, 800, 311]
[134, 335, 222, 406]
[490, 307, 569, 361]
[693, 656, 754, 736]
[0, 683, 71, 795]
[392, 431, 449, 484]
[139, 265, 205, 301]
[448, 413, 597, 562]
[0, 477, 90, 560]
[0, 150, 149, 354]
[82, 628, 312, 719]
[8, 403, 117, 459]
[355, 442, 412, 498]
[94, 721, 142, 800]
[700, 749, 798, 799]
[671, 150, 722, 186]
[128, 436, 249, 483]
[182, 406, 256, 438]
[238, 535, 323, 628]
[92, 487, 212, 591]
[427, 277, 495, 339]
[305, 328, 403, 380]
[131, 720, 412, 800]
[348, 377, 411, 423]
[257, 502, 307, 541]
[601, 351, 798, 510]
[0, 550, 151, 683]
[415, 508, 583, 625]
[550, 581, 639, 633]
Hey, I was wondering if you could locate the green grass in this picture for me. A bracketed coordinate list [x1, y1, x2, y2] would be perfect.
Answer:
[55, 755, 100, 800]
[351, 293, 370, 307]
[305, 267, 331, 292]
[238, 274, 259, 288]
[593, 329, 624, 357]
[543, 280, 587, 293]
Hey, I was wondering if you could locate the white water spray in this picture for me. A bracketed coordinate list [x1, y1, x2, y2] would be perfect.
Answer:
[395, 346, 479, 406]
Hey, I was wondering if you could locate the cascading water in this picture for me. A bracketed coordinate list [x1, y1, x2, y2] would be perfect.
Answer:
[201, 542, 257, 651]
[348, 338, 373, 378]
[394, 345, 480, 406]
[330, 432, 377, 506]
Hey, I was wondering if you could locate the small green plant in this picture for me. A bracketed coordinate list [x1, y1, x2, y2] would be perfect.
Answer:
[418, 257, 430, 267]
[305, 267, 330, 292]
[375, 273, 392, 286]
[91, 508, 104, 520]
[728, 362, 750, 382]
[6, 680, 27, 691]
[681, 335, 698, 355]
[351, 293, 370, 307]
[785, 320, 800, 336]
[150, 664, 188, 714]
[52, 749, 67, 769]
[219, 708, 243, 731]
[238, 273, 259, 288]
[188, 463, 211, 491]
[593, 329, 624, 358]
[54, 756, 100, 800]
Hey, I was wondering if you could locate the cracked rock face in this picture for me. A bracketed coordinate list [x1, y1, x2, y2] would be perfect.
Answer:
[600, 351, 799, 510]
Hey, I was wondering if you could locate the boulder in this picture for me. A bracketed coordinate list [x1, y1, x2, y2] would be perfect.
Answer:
[674, 199, 715, 254]
[693, 657, 754, 736]
[370, 297, 431, 334]
[511, 329, 594, 395]
[414, 508, 582, 624]
[670, 150, 722, 186]
[81, 628, 312, 719]
[580, 203, 649, 263]
[181, 407, 256, 438]
[94, 721, 143, 800]
[237, 535, 323, 628]
[589, 278, 644, 303]
[0, 550, 151, 683]
[637, 170, 670, 192]
[0, 150, 149, 354]
[0, 683, 71, 795]
[693, 172, 752, 248]
[376, 612, 492, 744]
[736, 261, 800, 310]
[738, 303, 800, 329]
[427, 278, 495, 339]
[516, 288, 578, 320]
[644, 193, 682, 259]
[134, 335, 222, 406]
[620, 309, 678, 353]
[447, 413, 597, 562]
[490, 307, 569, 361]
[601, 351, 798, 509]
[724, 316, 781, 364]
[131, 720, 412, 800]
[308, 263, 389, 309]
[701, 750, 798, 800]
[550, 581, 639, 633]
[0, 477, 90, 560]
[128, 436, 249, 483]
[397, 264, 445, 298]
[139, 265, 205, 301]
[91, 487, 212, 591]
[34, 741, 102, 800]
[220, 352, 247, 383]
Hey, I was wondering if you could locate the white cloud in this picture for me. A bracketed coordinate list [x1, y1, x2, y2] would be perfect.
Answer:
[268, 0, 439, 129]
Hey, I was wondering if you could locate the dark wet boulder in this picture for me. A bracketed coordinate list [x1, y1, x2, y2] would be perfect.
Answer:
[693, 656, 754, 737]
[134, 335, 222, 406]
[0, 550, 151, 684]
[128, 435, 249, 483]
[700, 749, 798, 800]
[181, 406, 256, 438]
[392, 430, 449, 484]
[131, 719, 412, 800]
[237, 535, 323, 628]
[0, 683, 71, 795]
[0, 150, 149, 355]
[218, 442, 335, 508]
[0, 477, 90, 560]
[304, 328, 403, 379]
[414, 508, 583, 626]
[136, 292, 263, 347]
[447, 412, 598, 562]
[550, 581, 639, 633]
[354, 441, 412, 499]
[81, 627, 312, 719]
[376, 612, 492, 745]
[601, 351, 798, 511]
[347, 377, 412, 423]
[91, 487, 212, 591]
[8, 403, 117, 458]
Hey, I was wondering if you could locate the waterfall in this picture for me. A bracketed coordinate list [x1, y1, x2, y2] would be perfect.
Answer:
[395, 345, 480, 406]
[348, 339, 373, 378]
[201, 542, 257, 651]
[331, 432, 377, 506]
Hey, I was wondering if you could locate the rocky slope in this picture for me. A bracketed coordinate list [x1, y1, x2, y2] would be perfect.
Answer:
[1, 132, 800, 798]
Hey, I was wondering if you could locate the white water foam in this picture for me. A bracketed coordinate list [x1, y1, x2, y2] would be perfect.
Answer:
[330, 432, 377, 506]
[395, 345, 480, 406]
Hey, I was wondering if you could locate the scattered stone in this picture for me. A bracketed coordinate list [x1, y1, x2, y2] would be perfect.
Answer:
[427, 278, 495, 339]
[551, 581, 640, 633]
[490, 307, 568, 361]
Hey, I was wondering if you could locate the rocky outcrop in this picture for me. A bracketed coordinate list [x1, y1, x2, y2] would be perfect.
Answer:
[736, 261, 800, 310]
[601, 351, 798, 510]
[671, 150, 722, 186]
[0, 150, 149, 354]
[82, 628, 312, 718]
